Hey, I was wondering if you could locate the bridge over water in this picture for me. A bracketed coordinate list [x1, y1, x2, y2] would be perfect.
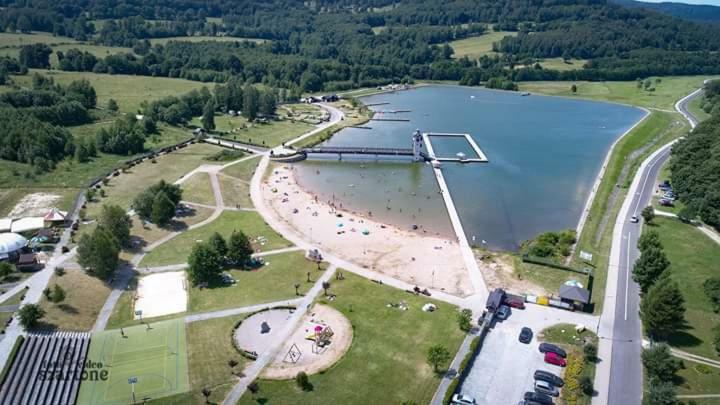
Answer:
[299, 146, 430, 161]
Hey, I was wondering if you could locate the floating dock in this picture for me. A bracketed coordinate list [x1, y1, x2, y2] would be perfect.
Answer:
[421, 132, 488, 163]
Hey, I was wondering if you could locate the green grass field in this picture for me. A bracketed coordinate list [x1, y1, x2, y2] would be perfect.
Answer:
[13, 70, 209, 113]
[77, 319, 190, 404]
[449, 31, 516, 59]
[238, 272, 465, 405]
[0, 32, 78, 47]
[139, 210, 292, 267]
[180, 172, 216, 206]
[221, 156, 260, 181]
[519, 76, 718, 110]
[218, 174, 252, 208]
[536, 57, 589, 72]
[688, 96, 712, 123]
[194, 114, 314, 148]
[651, 217, 720, 358]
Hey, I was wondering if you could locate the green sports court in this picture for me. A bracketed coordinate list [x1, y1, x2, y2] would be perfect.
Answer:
[76, 319, 190, 404]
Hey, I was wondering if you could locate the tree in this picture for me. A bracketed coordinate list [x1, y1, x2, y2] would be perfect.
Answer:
[202, 99, 215, 131]
[642, 206, 655, 224]
[579, 375, 594, 395]
[322, 281, 331, 296]
[51, 284, 66, 303]
[99, 204, 132, 248]
[187, 243, 223, 285]
[151, 191, 176, 227]
[259, 90, 277, 117]
[66, 79, 97, 108]
[703, 277, 720, 312]
[426, 344, 451, 373]
[77, 226, 120, 280]
[18, 304, 45, 330]
[19, 44, 52, 69]
[632, 247, 670, 293]
[677, 205, 697, 223]
[643, 381, 678, 405]
[0, 261, 14, 279]
[642, 343, 681, 382]
[583, 342, 598, 363]
[201, 388, 211, 404]
[133, 181, 182, 219]
[457, 308, 473, 332]
[713, 324, 720, 355]
[243, 86, 259, 121]
[637, 230, 662, 252]
[295, 371, 313, 391]
[208, 232, 228, 257]
[247, 381, 260, 397]
[640, 276, 686, 340]
[228, 230, 253, 265]
[107, 98, 119, 111]
[571, 84, 578, 93]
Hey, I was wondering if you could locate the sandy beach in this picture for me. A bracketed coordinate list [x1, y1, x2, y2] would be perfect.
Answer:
[262, 165, 473, 297]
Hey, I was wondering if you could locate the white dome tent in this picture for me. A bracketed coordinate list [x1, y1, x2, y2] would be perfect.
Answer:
[0, 232, 28, 259]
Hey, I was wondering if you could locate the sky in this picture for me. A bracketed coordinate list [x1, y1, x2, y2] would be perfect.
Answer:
[640, 0, 720, 5]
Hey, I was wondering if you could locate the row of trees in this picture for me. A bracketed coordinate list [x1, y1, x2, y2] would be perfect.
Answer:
[641, 343, 682, 405]
[187, 231, 254, 285]
[77, 205, 131, 280]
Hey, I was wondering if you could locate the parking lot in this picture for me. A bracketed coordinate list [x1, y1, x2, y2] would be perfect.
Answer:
[457, 305, 597, 404]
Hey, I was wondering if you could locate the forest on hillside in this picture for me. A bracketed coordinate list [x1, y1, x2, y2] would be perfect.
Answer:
[1, 0, 720, 91]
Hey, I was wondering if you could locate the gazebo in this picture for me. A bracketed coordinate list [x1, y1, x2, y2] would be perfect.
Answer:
[0, 232, 28, 261]
[44, 208, 67, 225]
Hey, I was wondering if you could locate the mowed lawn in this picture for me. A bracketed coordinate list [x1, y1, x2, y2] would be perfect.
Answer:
[139, 210, 292, 267]
[189, 251, 318, 313]
[449, 31, 516, 59]
[180, 172, 216, 206]
[221, 156, 260, 181]
[519, 76, 719, 110]
[238, 272, 465, 405]
[13, 70, 209, 113]
[84, 143, 220, 217]
[218, 174, 252, 208]
[37, 270, 111, 331]
[77, 319, 190, 405]
[193, 114, 314, 148]
[652, 217, 720, 358]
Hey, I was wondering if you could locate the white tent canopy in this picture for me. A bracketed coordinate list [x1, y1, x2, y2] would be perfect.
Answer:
[0, 218, 11, 233]
[0, 233, 28, 254]
[10, 217, 44, 233]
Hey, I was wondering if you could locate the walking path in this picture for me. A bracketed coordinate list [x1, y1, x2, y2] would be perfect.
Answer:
[430, 331, 478, 405]
[184, 297, 304, 324]
[670, 347, 720, 369]
[654, 209, 720, 246]
[223, 265, 337, 405]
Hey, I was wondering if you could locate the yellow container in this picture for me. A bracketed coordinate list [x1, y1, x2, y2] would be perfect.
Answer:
[537, 296, 549, 306]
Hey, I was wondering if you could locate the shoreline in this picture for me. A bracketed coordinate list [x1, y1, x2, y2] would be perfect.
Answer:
[262, 164, 474, 296]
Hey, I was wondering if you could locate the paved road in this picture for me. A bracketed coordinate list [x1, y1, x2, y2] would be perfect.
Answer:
[598, 86, 703, 405]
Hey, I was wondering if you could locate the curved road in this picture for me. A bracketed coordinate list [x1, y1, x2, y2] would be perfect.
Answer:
[597, 86, 703, 405]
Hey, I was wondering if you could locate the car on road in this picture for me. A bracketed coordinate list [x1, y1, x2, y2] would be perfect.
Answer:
[544, 352, 567, 367]
[519, 327, 533, 344]
[496, 305, 511, 320]
[630, 215, 639, 223]
[538, 343, 567, 358]
[534, 380, 559, 397]
[534, 370, 564, 387]
[523, 391, 554, 405]
[451, 393, 476, 405]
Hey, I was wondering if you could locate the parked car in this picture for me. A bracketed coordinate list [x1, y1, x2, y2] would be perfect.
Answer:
[495, 305, 511, 320]
[451, 393, 476, 405]
[630, 215, 639, 223]
[534, 370, 564, 387]
[539, 343, 567, 358]
[544, 352, 567, 367]
[659, 198, 674, 207]
[519, 327, 533, 344]
[663, 192, 676, 200]
[534, 380, 560, 397]
[523, 391, 554, 405]
[504, 293, 526, 309]
[517, 401, 545, 405]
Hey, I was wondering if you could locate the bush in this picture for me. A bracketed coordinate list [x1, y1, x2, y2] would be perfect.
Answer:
[713, 324, 720, 356]
[579, 375, 594, 395]
[295, 371, 313, 391]
[561, 351, 584, 403]
[583, 342, 598, 363]
[703, 278, 720, 313]
[457, 308, 473, 332]
[54, 267, 65, 277]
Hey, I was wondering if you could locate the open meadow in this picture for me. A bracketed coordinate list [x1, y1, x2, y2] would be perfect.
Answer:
[450, 31, 516, 59]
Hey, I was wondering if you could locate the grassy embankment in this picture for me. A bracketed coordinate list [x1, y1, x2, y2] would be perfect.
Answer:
[36, 270, 110, 331]
[237, 272, 465, 405]
[191, 112, 315, 148]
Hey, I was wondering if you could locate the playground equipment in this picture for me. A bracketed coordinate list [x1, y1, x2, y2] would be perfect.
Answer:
[305, 324, 334, 353]
[283, 343, 302, 364]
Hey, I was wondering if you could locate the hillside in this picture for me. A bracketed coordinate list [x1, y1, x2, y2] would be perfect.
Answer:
[610, 0, 720, 24]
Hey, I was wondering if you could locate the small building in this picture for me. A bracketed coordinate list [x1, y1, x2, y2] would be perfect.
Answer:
[486, 288, 505, 312]
[44, 208, 67, 226]
[559, 285, 591, 310]
[17, 253, 40, 271]
[321, 94, 339, 102]
[193, 128, 207, 136]
[0, 232, 28, 261]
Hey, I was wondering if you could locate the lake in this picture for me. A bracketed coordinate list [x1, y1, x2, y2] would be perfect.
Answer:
[295, 85, 646, 251]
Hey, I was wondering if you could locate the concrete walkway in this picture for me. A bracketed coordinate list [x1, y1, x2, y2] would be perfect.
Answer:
[184, 297, 304, 324]
[670, 347, 720, 369]
[430, 331, 478, 405]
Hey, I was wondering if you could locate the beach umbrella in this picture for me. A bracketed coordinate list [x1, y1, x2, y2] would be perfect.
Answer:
[362, 229, 370, 235]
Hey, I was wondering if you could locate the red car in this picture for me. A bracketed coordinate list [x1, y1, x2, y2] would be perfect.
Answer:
[544, 352, 566, 367]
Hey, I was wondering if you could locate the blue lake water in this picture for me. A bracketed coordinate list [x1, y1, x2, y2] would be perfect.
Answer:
[295, 85, 645, 251]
